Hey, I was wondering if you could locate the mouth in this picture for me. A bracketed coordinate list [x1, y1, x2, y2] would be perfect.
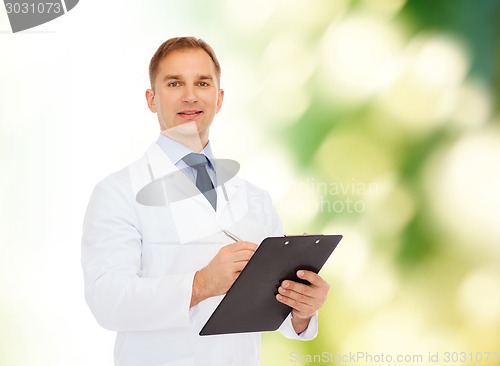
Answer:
[178, 110, 203, 120]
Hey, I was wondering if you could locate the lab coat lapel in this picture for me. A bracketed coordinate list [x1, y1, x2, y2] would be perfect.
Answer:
[215, 176, 248, 229]
[144, 143, 219, 243]
[141, 143, 249, 243]
[144, 143, 214, 210]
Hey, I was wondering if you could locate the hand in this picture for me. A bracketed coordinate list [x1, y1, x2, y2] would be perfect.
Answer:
[276, 270, 330, 334]
[190, 241, 258, 307]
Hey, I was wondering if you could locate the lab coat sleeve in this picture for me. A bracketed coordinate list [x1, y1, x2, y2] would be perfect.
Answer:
[277, 312, 319, 340]
[264, 191, 319, 340]
[81, 172, 195, 332]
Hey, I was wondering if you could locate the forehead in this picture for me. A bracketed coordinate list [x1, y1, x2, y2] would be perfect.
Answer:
[156, 49, 217, 80]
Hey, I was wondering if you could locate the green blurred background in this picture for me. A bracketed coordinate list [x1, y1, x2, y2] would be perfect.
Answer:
[180, 0, 500, 364]
[186, 0, 500, 365]
[1, 0, 499, 365]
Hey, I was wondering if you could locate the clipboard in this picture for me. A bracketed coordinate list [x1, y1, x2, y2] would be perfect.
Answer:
[199, 234, 343, 336]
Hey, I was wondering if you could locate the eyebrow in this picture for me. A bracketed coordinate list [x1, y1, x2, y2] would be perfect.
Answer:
[198, 75, 214, 81]
[161, 74, 214, 83]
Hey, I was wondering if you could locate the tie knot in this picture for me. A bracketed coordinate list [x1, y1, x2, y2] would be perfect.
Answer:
[182, 153, 209, 168]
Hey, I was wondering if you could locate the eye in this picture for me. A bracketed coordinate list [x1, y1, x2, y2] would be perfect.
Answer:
[167, 81, 180, 87]
[198, 81, 210, 87]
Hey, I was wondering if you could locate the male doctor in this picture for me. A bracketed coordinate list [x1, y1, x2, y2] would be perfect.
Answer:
[81, 37, 330, 366]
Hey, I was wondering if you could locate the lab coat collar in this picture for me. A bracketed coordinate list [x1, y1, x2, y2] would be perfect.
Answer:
[143, 143, 242, 216]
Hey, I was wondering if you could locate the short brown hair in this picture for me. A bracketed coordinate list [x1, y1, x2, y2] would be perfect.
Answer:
[148, 37, 221, 89]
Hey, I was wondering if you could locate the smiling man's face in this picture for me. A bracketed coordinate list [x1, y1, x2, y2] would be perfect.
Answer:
[146, 48, 224, 147]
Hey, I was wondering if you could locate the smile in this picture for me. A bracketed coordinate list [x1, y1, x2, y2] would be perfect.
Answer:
[177, 110, 203, 121]
[178, 111, 202, 116]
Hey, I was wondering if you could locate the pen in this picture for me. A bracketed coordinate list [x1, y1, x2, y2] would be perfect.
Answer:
[221, 229, 242, 242]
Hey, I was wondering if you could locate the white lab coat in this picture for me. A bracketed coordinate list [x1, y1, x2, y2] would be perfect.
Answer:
[81, 143, 318, 366]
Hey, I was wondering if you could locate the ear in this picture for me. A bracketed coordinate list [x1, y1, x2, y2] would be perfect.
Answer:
[215, 88, 224, 114]
[145, 89, 157, 113]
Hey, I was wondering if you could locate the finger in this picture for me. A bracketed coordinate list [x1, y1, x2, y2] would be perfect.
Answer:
[277, 285, 315, 305]
[280, 281, 315, 299]
[232, 260, 250, 273]
[276, 293, 314, 314]
[279, 278, 329, 305]
[233, 241, 258, 252]
[220, 242, 256, 257]
[296, 270, 329, 289]
[231, 249, 256, 263]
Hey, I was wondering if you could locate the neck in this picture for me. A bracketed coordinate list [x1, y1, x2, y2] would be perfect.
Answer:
[161, 122, 207, 152]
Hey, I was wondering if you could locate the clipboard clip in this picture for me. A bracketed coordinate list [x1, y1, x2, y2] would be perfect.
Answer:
[284, 233, 315, 237]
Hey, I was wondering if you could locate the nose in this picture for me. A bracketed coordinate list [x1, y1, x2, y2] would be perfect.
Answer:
[182, 85, 197, 103]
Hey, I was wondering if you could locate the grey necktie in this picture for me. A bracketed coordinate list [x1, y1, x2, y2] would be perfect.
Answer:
[182, 153, 217, 210]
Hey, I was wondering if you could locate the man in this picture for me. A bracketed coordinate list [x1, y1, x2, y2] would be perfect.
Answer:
[81, 37, 330, 366]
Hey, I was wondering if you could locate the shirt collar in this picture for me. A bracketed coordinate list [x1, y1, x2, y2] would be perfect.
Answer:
[156, 133, 216, 169]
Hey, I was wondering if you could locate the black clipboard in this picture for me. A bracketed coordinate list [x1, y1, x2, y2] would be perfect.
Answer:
[199, 234, 343, 336]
